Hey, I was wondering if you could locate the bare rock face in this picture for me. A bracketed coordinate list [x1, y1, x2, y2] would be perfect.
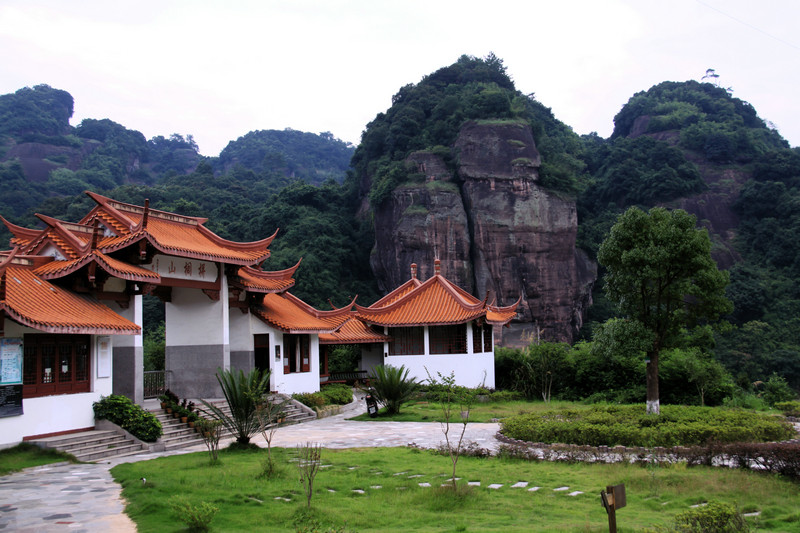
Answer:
[370, 151, 472, 291]
[369, 122, 596, 345]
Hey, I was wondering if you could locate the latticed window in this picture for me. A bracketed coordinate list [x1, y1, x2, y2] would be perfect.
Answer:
[429, 324, 467, 355]
[23, 334, 90, 398]
[388, 327, 424, 355]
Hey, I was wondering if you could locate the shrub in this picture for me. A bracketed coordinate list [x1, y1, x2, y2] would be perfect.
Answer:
[500, 405, 795, 447]
[93, 395, 162, 442]
[169, 496, 218, 532]
[759, 373, 797, 406]
[673, 500, 750, 532]
[319, 384, 353, 405]
[489, 390, 523, 402]
[774, 401, 800, 417]
[293, 392, 326, 409]
[368, 364, 419, 414]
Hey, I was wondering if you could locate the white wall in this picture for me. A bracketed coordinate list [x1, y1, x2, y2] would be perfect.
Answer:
[359, 344, 384, 373]
[229, 308, 253, 353]
[0, 321, 114, 447]
[166, 286, 228, 347]
[359, 322, 496, 389]
[248, 318, 321, 394]
[382, 352, 494, 389]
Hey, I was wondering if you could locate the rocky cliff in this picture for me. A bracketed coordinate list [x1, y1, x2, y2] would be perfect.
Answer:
[369, 121, 596, 345]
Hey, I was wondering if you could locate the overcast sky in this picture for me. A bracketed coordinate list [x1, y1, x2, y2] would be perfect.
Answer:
[2, 0, 799, 156]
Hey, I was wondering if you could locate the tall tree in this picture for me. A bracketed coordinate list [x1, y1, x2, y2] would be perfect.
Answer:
[597, 207, 731, 414]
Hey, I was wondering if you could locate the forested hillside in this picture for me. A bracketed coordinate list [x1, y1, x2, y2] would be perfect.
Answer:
[1, 57, 799, 400]
[577, 79, 799, 395]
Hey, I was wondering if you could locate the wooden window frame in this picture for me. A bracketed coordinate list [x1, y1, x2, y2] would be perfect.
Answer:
[23, 334, 91, 398]
[283, 334, 311, 374]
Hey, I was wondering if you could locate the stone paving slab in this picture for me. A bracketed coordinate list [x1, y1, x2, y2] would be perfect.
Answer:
[0, 462, 135, 532]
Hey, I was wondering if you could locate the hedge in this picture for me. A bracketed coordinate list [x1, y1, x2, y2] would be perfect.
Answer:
[93, 394, 162, 442]
[500, 404, 795, 447]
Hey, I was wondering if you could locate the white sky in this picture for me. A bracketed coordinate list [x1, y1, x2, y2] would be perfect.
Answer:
[1, 0, 799, 156]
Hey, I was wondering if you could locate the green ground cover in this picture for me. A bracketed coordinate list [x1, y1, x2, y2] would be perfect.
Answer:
[348, 400, 583, 423]
[112, 446, 800, 532]
[0, 443, 77, 475]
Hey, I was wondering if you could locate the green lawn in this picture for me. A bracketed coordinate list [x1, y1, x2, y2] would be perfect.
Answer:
[347, 399, 583, 423]
[0, 443, 77, 475]
[111, 446, 800, 532]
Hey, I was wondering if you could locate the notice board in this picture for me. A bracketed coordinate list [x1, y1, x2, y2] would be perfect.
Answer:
[0, 338, 23, 417]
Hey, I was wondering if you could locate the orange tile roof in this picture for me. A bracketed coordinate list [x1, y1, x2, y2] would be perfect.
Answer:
[1, 216, 41, 248]
[33, 251, 161, 282]
[319, 317, 390, 344]
[80, 192, 275, 265]
[355, 261, 519, 328]
[356, 275, 487, 326]
[370, 278, 421, 307]
[253, 292, 350, 334]
[0, 265, 140, 335]
[233, 261, 300, 293]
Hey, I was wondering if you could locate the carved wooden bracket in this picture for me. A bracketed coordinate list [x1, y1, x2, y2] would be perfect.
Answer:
[202, 289, 220, 301]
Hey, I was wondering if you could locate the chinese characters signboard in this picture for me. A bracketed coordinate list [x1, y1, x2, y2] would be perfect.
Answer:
[143, 254, 218, 282]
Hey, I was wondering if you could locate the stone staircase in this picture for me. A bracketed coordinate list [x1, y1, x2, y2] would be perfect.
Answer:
[30, 429, 149, 462]
[153, 409, 205, 451]
[29, 394, 317, 462]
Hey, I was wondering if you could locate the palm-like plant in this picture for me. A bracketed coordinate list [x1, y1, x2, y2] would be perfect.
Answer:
[200, 368, 270, 444]
[368, 364, 418, 414]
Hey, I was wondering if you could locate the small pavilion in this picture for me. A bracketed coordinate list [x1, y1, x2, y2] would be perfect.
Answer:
[321, 260, 518, 388]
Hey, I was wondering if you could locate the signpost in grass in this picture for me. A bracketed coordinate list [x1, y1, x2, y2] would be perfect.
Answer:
[600, 483, 626, 533]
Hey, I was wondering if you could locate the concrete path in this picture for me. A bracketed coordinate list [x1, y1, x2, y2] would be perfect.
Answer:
[0, 398, 500, 532]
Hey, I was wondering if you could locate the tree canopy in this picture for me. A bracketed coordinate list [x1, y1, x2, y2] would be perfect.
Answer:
[597, 206, 732, 413]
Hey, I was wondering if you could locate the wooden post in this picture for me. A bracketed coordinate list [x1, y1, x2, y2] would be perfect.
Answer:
[600, 484, 625, 533]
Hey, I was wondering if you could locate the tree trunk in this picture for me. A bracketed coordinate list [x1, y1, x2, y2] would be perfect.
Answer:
[646, 350, 660, 415]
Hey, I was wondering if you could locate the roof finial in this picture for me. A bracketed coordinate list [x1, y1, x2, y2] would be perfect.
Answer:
[90, 219, 100, 251]
[434, 258, 441, 276]
[141, 199, 150, 229]
[410, 263, 418, 279]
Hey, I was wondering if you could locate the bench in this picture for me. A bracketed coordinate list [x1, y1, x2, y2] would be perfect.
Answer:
[321, 371, 369, 386]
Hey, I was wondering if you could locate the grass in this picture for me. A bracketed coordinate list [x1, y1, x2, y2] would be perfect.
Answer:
[112, 446, 800, 532]
[0, 442, 78, 475]
[348, 399, 587, 423]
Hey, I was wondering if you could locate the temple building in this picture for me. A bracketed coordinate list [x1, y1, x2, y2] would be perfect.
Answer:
[0, 192, 346, 446]
[322, 260, 519, 389]
[0, 193, 517, 447]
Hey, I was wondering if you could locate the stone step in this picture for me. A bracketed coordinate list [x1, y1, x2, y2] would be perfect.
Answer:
[33, 430, 123, 450]
[72, 441, 148, 462]
[53, 435, 131, 455]
[30, 429, 148, 463]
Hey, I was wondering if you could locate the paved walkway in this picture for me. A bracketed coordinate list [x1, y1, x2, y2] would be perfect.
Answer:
[0, 399, 501, 532]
